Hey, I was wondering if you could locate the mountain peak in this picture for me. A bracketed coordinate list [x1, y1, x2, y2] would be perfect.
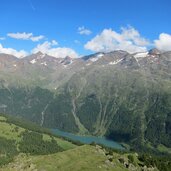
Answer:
[64, 56, 72, 60]
[148, 48, 161, 55]
[33, 51, 46, 60]
[0, 53, 19, 62]
[34, 51, 44, 56]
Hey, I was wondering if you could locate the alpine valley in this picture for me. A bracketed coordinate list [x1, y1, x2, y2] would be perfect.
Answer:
[0, 48, 171, 154]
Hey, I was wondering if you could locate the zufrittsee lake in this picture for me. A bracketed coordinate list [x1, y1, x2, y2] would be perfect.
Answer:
[52, 129, 124, 150]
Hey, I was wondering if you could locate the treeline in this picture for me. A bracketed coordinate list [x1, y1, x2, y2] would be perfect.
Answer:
[0, 137, 18, 166]
[19, 130, 63, 155]
[0, 113, 83, 146]
[138, 153, 171, 171]
[0, 130, 63, 166]
[0, 113, 51, 134]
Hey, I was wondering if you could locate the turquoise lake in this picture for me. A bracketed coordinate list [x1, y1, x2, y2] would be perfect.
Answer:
[51, 129, 124, 150]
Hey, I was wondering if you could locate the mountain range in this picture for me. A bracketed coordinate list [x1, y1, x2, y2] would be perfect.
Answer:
[0, 48, 170, 151]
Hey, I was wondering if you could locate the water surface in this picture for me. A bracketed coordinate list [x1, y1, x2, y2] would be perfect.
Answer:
[52, 129, 124, 150]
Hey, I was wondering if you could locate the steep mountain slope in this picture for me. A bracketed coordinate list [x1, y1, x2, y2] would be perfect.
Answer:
[0, 49, 170, 151]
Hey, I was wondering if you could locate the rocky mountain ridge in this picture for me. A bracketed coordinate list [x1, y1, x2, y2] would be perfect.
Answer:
[0, 49, 170, 89]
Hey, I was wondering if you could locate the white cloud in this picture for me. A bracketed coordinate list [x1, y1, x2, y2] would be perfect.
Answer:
[0, 37, 5, 40]
[32, 41, 78, 58]
[51, 40, 58, 45]
[154, 33, 171, 51]
[0, 44, 28, 58]
[78, 26, 92, 35]
[7, 32, 44, 42]
[84, 26, 150, 53]
[121, 27, 149, 46]
[74, 40, 81, 44]
[30, 35, 44, 42]
[8, 32, 32, 39]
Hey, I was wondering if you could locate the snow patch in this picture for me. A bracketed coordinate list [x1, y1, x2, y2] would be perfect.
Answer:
[96, 53, 104, 58]
[30, 59, 37, 64]
[134, 57, 140, 67]
[89, 53, 104, 62]
[41, 62, 47, 66]
[69, 60, 73, 65]
[134, 52, 148, 58]
[149, 55, 156, 58]
[90, 57, 98, 62]
[109, 58, 123, 65]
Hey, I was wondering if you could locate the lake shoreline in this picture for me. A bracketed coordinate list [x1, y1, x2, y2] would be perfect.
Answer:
[51, 128, 125, 150]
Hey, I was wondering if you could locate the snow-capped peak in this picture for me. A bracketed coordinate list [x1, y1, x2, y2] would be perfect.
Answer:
[37, 53, 45, 59]
[32, 51, 46, 60]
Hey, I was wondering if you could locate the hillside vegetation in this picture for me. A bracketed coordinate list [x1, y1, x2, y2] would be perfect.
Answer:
[2, 144, 171, 171]
[0, 114, 171, 171]
[0, 68, 170, 154]
[0, 114, 76, 166]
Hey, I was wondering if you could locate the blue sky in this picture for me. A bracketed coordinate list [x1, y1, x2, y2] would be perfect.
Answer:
[0, 0, 171, 58]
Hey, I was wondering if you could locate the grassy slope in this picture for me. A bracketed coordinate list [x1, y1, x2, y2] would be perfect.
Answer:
[32, 145, 125, 171]
[1, 145, 161, 171]
[0, 116, 126, 171]
[0, 115, 76, 151]
[1, 145, 131, 171]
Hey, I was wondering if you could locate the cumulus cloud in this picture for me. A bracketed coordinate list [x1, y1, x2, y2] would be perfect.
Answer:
[0, 44, 28, 58]
[121, 27, 149, 46]
[7, 32, 44, 42]
[78, 26, 92, 35]
[154, 33, 171, 51]
[32, 41, 78, 58]
[84, 26, 150, 53]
